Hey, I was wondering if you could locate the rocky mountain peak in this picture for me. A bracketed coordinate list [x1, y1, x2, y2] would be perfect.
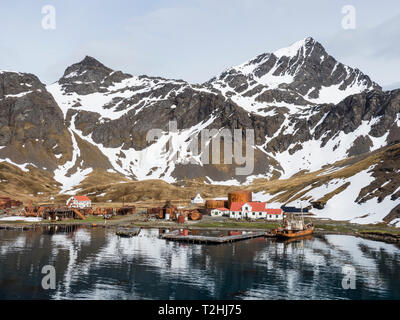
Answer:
[60, 56, 113, 83]
[273, 36, 317, 58]
[210, 37, 380, 106]
[81, 55, 109, 68]
[58, 56, 131, 95]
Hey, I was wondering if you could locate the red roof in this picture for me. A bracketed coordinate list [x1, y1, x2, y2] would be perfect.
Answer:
[265, 208, 283, 215]
[246, 202, 268, 212]
[229, 202, 282, 214]
[215, 207, 229, 211]
[230, 202, 267, 212]
[230, 202, 245, 211]
[73, 196, 90, 201]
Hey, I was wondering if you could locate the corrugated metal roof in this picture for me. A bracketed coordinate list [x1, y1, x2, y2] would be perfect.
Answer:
[229, 202, 246, 211]
[73, 196, 90, 201]
[265, 208, 283, 215]
[229, 202, 283, 214]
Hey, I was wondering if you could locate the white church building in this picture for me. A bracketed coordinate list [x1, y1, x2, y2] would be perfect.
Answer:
[191, 190, 204, 204]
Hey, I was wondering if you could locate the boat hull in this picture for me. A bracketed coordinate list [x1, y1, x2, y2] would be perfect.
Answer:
[274, 226, 314, 239]
[116, 227, 141, 237]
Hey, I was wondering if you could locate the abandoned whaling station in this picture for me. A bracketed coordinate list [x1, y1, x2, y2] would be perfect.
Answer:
[0, 190, 313, 243]
[0, 195, 136, 222]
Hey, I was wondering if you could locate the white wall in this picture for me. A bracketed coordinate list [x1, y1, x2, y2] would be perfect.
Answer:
[67, 198, 91, 209]
[229, 210, 282, 220]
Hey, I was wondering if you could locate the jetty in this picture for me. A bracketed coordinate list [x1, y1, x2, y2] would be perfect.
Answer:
[161, 230, 265, 244]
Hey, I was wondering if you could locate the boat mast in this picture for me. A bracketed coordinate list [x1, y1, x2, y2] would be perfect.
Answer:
[300, 201, 304, 226]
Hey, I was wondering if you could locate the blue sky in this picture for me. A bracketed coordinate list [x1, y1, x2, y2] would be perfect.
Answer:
[1, 0, 399, 88]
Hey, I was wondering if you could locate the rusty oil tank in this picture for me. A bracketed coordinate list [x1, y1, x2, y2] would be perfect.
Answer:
[205, 200, 226, 209]
[177, 215, 185, 224]
[189, 210, 202, 221]
[228, 190, 252, 208]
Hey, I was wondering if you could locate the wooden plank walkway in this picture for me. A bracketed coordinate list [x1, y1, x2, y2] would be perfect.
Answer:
[161, 230, 265, 244]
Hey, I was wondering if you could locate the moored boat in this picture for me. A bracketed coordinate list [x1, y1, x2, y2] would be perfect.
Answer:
[274, 223, 314, 239]
[272, 211, 314, 239]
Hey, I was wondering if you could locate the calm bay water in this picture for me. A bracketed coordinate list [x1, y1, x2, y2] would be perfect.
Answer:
[0, 227, 399, 300]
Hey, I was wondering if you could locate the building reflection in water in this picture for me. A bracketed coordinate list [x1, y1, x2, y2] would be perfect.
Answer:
[0, 228, 399, 300]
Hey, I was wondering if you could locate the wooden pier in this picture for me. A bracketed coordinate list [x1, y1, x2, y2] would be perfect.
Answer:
[161, 230, 265, 244]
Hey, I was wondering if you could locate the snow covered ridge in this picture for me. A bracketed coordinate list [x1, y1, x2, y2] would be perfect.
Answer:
[209, 37, 379, 108]
[0, 70, 22, 75]
[47, 75, 194, 121]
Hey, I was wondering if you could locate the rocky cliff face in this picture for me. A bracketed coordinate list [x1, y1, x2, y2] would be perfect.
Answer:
[0, 37, 399, 225]
[0, 71, 72, 171]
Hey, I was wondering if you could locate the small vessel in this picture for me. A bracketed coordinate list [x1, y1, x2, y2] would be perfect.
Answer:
[273, 210, 314, 239]
[116, 227, 141, 238]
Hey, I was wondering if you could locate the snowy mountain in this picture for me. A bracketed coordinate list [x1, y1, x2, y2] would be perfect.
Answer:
[208, 37, 379, 108]
[0, 37, 399, 225]
[45, 37, 395, 184]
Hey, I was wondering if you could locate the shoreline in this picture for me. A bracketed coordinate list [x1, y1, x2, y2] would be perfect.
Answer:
[0, 216, 399, 245]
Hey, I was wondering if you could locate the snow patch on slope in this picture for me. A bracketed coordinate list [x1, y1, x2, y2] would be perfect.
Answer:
[250, 166, 399, 226]
[271, 119, 389, 179]
[307, 82, 371, 105]
[70, 114, 218, 183]
[0, 158, 36, 172]
[47, 77, 191, 121]
[311, 169, 398, 224]
[53, 116, 93, 194]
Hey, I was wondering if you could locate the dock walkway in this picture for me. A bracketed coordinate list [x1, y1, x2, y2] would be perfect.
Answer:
[161, 230, 265, 244]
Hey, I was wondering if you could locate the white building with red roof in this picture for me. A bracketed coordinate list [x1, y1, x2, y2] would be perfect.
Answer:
[210, 207, 229, 217]
[66, 196, 91, 209]
[229, 202, 283, 220]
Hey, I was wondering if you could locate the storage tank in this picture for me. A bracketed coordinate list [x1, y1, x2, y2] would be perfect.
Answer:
[205, 200, 226, 209]
[205, 200, 217, 209]
[189, 210, 202, 221]
[177, 215, 185, 224]
[228, 191, 252, 208]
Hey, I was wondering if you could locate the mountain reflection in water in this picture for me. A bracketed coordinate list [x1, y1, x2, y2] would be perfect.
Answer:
[0, 227, 399, 300]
